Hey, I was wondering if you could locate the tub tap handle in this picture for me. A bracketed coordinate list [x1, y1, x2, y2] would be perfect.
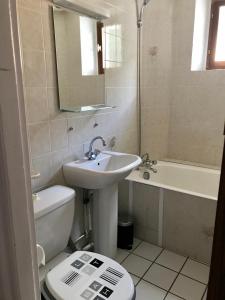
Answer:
[141, 153, 157, 167]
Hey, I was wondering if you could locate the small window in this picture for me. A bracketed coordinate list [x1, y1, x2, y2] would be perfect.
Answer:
[207, 1, 225, 69]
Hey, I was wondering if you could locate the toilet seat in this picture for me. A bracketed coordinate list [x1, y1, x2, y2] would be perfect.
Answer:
[42, 251, 136, 300]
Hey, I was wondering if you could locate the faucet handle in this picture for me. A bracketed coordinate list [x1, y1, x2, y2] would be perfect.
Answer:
[93, 149, 101, 156]
[85, 149, 101, 160]
[152, 168, 157, 173]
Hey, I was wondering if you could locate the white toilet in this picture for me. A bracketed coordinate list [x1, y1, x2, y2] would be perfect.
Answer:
[34, 185, 135, 300]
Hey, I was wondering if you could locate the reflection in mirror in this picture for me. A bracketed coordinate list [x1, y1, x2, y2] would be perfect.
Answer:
[103, 24, 122, 69]
[53, 6, 109, 112]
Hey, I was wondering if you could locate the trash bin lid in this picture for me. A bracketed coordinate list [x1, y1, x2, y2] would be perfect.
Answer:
[118, 216, 133, 227]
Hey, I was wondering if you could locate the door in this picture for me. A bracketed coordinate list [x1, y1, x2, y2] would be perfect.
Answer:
[207, 125, 225, 300]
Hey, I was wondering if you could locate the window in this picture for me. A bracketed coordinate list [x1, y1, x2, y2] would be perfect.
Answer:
[102, 24, 122, 69]
[207, 1, 225, 69]
[80, 17, 104, 75]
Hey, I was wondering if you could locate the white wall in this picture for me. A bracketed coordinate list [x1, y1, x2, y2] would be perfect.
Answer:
[141, 0, 225, 167]
[118, 0, 224, 256]
[17, 0, 138, 243]
[168, 0, 225, 166]
[141, 0, 174, 160]
[17, 0, 138, 192]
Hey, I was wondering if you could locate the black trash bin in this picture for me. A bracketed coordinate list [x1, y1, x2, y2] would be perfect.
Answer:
[117, 215, 134, 250]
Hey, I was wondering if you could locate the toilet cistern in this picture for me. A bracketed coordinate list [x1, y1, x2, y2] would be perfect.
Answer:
[85, 136, 106, 160]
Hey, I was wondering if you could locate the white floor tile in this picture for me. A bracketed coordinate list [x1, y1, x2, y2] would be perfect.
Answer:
[130, 238, 142, 252]
[202, 289, 207, 300]
[181, 259, 209, 284]
[114, 248, 129, 263]
[134, 241, 163, 261]
[170, 274, 206, 300]
[143, 263, 177, 290]
[165, 293, 183, 300]
[156, 250, 187, 272]
[136, 280, 166, 300]
[122, 254, 152, 277]
[130, 273, 140, 286]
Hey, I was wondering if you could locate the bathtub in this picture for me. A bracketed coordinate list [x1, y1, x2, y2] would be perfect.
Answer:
[124, 161, 221, 263]
[127, 160, 221, 200]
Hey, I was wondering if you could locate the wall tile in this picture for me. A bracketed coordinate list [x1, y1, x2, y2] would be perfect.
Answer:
[47, 87, 66, 120]
[18, 0, 41, 10]
[45, 51, 57, 87]
[31, 154, 52, 191]
[23, 50, 46, 87]
[140, 0, 224, 167]
[42, 9, 55, 52]
[50, 119, 68, 151]
[18, 7, 44, 50]
[25, 87, 49, 123]
[18, 0, 138, 193]
[29, 122, 51, 157]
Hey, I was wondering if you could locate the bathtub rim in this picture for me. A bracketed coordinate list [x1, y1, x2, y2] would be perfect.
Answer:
[126, 160, 221, 201]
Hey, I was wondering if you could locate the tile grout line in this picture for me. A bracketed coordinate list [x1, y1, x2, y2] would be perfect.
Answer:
[201, 286, 208, 300]
[162, 256, 189, 300]
[121, 241, 208, 300]
[179, 273, 209, 286]
[127, 251, 193, 276]
[135, 247, 165, 288]
[133, 249, 208, 286]
[178, 256, 209, 285]
[119, 239, 143, 265]
[167, 256, 189, 291]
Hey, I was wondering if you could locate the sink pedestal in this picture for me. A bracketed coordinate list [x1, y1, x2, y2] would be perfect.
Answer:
[92, 183, 118, 258]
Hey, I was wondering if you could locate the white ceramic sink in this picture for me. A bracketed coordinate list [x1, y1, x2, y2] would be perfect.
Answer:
[63, 151, 141, 189]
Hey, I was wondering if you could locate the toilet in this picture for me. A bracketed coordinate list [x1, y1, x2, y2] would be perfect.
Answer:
[34, 185, 136, 300]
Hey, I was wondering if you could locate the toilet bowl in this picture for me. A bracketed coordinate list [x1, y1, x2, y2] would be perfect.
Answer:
[34, 185, 136, 300]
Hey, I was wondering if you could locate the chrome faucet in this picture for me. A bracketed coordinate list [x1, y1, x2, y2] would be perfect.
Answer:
[141, 153, 157, 173]
[85, 136, 106, 160]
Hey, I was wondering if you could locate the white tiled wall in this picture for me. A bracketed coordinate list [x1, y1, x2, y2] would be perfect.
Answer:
[141, 0, 173, 160]
[17, 0, 138, 192]
[141, 0, 225, 167]
[168, 0, 225, 166]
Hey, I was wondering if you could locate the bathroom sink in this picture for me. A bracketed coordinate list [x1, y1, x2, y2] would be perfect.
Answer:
[63, 151, 141, 189]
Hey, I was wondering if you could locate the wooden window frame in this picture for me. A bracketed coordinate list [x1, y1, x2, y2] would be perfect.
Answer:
[97, 21, 104, 75]
[207, 1, 225, 69]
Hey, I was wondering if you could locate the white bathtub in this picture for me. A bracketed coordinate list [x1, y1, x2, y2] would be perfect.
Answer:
[127, 161, 221, 200]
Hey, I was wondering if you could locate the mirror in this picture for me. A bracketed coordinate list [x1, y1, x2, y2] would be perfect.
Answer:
[53, 5, 111, 112]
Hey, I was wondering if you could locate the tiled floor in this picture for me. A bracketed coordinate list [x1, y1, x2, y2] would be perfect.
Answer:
[115, 239, 209, 300]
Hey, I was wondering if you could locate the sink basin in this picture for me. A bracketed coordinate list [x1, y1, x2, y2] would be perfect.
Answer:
[63, 151, 141, 189]
[63, 150, 141, 257]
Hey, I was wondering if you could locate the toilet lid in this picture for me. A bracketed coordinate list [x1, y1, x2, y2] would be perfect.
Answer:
[44, 251, 135, 300]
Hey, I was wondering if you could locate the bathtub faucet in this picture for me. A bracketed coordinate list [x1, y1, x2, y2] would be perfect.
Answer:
[141, 153, 158, 173]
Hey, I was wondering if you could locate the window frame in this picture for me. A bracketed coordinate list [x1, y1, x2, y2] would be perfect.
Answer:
[97, 21, 104, 75]
[207, 1, 225, 69]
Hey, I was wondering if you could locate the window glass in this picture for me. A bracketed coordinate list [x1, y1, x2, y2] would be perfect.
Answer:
[215, 5, 225, 61]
